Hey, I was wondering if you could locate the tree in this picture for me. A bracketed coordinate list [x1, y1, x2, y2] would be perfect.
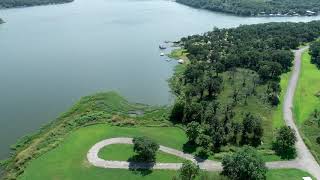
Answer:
[240, 113, 263, 147]
[222, 146, 267, 180]
[186, 122, 202, 143]
[170, 99, 185, 123]
[132, 136, 159, 162]
[178, 161, 200, 180]
[272, 126, 297, 159]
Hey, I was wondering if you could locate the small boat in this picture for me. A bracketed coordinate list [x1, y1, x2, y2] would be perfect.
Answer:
[159, 45, 166, 49]
[164, 40, 170, 43]
[178, 59, 184, 64]
[160, 53, 165, 56]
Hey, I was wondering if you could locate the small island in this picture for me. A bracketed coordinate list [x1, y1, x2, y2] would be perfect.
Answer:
[0, 18, 4, 24]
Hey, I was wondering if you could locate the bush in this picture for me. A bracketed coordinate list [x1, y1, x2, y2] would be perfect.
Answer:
[222, 146, 267, 180]
[132, 136, 159, 162]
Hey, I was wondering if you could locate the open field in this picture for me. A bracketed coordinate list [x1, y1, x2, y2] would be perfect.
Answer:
[294, 51, 320, 163]
[19, 124, 313, 180]
[294, 52, 320, 125]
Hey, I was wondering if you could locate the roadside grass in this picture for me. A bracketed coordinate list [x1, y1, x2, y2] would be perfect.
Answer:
[271, 70, 291, 129]
[266, 169, 314, 180]
[19, 124, 312, 180]
[294, 51, 320, 163]
[98, 144, 185, 163]
[294, 51, 320, 125]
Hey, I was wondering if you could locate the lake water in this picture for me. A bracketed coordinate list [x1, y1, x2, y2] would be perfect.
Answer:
[0, 0, 319, 159]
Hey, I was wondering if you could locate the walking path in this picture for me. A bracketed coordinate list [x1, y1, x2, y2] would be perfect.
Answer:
[282, 46, 320, 179]
[87, 47, 320, 179]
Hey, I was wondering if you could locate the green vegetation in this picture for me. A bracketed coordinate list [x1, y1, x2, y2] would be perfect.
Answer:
[169, 49, 190, 62]
[169, 21, 320, 158]
[310, 40, 320, 68]
[272, 126, 297, 159]
[0, 0, 72, 8]
[1, 92, 173, 179]
[295, 51, 320, 163]
[98, 144, 185, 163]
[294, 52, 320, 124]
[222, 146, 267, 180]
[19, 124, 186, 180]
[176, 0, 320, 16]
[0, 18, 4, 24]
[266, 169, 314, 180]
[132, 136, 160, 162]
[176, 161, 200, 180]
[15, 124, 311, 180]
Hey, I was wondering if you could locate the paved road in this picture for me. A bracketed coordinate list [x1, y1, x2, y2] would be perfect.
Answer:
[282, 46, 320, 179]
[87, 47, 320, 179]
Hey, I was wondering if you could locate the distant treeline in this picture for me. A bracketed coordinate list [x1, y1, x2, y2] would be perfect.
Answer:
[176, 0, 320, 16]
[310, 41, 320, 68]
[0, 0, 73, 8]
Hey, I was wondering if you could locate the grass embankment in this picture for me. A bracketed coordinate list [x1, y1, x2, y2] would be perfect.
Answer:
[19, 124, 312, 180]
[1, 92, 172, 179]
[294, 51, 320, 163]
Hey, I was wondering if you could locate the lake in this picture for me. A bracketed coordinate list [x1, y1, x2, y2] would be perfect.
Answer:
[0, 0, 319, 159]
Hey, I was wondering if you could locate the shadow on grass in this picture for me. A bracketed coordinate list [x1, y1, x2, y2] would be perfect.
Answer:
[182, 141, 197, 154]
[128, 155, 155, 176]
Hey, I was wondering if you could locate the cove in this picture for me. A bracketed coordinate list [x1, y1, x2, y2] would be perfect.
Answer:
[0, 0, 319, 160]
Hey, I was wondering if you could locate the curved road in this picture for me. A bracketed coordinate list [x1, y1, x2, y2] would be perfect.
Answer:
[87, 47, 320, 179]
[282, 46, 320, 179]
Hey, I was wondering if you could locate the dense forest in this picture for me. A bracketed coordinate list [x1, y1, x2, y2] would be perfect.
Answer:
[170, 21, 320, 156]
[176, 0, 320, 16]
[310, 41, 320, 68]
[0, 0, 73, 8]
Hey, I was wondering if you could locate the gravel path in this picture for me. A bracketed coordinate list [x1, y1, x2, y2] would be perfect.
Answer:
[87, 47, 320, 179]
[282, 46, 320, 179]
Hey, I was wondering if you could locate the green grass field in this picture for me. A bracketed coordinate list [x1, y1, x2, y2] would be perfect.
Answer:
[19, 125, 187, 180]
[19, 124, 313, 180]
[294, 51, 320, 163]
[294, 51, 320, 125]
[98, 144, 185, 163]
[271, 70, 291, 129]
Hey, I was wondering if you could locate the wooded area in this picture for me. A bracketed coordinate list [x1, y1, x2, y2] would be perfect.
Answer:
[176, 0, 320, 16]
[170, 21, 320, 155]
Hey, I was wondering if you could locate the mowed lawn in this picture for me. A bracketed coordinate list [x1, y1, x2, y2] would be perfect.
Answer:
[294, 51, 320, 124]
[19, 124, 313, 180]
[19, 125, 187, 180]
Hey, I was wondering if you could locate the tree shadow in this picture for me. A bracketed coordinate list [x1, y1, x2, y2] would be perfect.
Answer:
[182, 141, 197, 154]
[127, 155, 155, 176]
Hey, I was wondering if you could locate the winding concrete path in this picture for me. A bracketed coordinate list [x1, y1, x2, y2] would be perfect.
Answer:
[282, 46, 320, 179]
[87, 47, 320, 179]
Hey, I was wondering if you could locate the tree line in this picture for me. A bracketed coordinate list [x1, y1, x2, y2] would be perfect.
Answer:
[170, 21, 320, 158]
[0, 0, 72, 8]
[310, 41, 320, 68]
[176, 0, 320, 16]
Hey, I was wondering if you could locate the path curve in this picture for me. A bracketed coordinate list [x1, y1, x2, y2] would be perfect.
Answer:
[283, 46, 320, 179]
[87, 137, 305, 171]
[87, 47, 320, 178]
